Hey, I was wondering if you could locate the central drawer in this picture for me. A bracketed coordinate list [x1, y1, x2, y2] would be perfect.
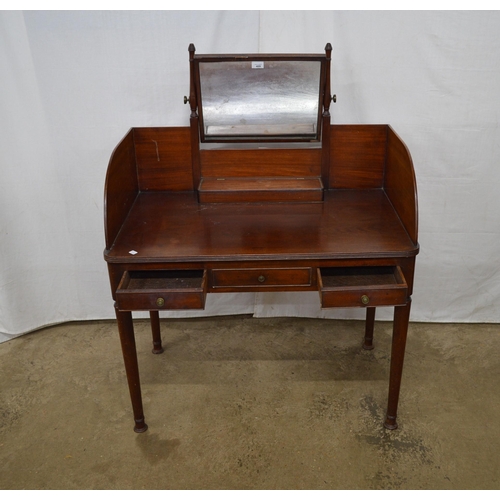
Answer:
[211, 267, 313, 289]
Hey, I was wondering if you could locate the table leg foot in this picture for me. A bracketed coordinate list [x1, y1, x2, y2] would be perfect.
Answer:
[384, 415, 398, 430]
[133, 419, 149, 433]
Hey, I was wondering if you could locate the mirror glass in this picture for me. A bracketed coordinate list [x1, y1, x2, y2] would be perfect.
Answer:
[198, 60, 322, 141]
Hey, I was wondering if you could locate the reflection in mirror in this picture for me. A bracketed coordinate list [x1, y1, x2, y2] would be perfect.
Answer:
[199, 60, 322, 141]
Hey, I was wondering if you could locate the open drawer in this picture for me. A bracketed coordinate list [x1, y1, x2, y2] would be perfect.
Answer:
[116, 270, 207, 311]
[318, 266, 408, 308]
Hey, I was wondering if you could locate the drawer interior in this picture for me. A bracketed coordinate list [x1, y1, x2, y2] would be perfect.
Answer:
[319, 266, 404, 289]
[122, 270, 206, 291]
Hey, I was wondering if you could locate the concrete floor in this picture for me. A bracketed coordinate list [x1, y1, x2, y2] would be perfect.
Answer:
[0, 315, 499, 489]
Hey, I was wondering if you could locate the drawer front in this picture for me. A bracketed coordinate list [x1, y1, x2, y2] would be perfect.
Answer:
[211, 267, 312, 289]
[116, 270, 207, 311]
[318, 266, 408, 308]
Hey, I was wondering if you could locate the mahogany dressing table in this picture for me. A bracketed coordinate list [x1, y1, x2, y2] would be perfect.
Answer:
[104, 44, 419, 432]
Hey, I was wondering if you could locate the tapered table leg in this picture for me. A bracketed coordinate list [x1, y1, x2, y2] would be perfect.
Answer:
[363, 307, 376, 350]
[115, 305, 148, 433]
[384, 299, 412, 430]
[150, 311, 164, 354]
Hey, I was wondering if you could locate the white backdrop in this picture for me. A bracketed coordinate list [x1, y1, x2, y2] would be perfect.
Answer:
[1, 10, 499, 343]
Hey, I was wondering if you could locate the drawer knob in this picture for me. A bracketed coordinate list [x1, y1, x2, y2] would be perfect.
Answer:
[156, 297, 165, 307]
[258, 275, 266, 283]
[361, 295, 370, 305]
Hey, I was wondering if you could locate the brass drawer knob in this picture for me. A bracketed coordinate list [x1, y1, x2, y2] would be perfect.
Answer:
[258, 275, 266, 283]
[361, 295, 370, 305]
[156, 297, 165, 307]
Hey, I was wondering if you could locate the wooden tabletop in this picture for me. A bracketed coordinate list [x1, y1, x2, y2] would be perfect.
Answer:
[104, 189, 419, 263]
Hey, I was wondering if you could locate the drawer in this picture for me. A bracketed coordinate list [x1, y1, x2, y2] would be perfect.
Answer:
[318, 266, 407, 308]
[211, 267, 312, 289]
[116, 270, 207, 311]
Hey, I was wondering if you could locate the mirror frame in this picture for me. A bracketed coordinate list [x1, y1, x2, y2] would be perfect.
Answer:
[187, 44, 332, 144]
